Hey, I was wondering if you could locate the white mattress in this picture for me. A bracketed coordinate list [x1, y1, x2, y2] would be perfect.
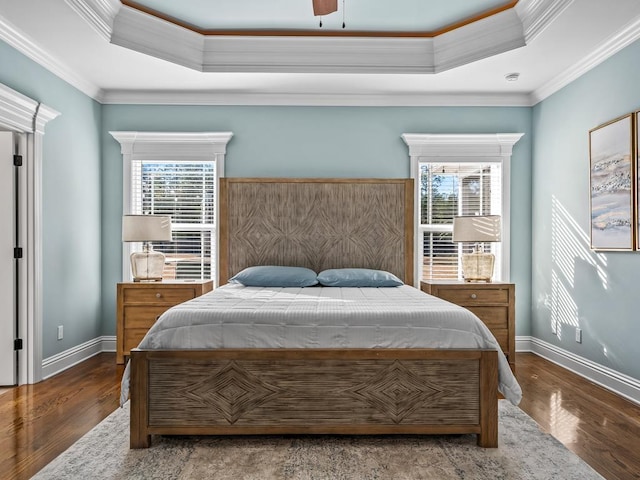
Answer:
[120, 284, 522, 405]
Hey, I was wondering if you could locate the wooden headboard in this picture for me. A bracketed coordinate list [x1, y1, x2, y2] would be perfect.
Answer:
[218, 178, 414, 285]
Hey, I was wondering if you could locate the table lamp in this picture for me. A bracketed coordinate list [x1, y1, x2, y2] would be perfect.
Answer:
[452, 215, 501, 282]
[122, 215, 172, 282]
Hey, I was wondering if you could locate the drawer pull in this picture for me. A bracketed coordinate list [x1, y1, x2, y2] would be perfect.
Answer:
[470, 293, 477, 299]
[156, 293, 162, 298]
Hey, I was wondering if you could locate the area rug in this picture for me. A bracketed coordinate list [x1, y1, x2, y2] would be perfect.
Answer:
[32, 401, 603, 480]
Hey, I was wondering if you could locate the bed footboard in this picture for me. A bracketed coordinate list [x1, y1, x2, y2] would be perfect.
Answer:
[130, 348, 498, 448]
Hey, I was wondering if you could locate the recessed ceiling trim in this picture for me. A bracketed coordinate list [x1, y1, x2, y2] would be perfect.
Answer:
[515, 0, 574, 42]
[119, 0, 518, 38]
[201, 36, 435, 74]
[433, 9, 525, 73]
[112, 5, 204, 71]
[99, 90, 533, 107]
[64, 0, 120, 41]
[109, 3, 530, 74]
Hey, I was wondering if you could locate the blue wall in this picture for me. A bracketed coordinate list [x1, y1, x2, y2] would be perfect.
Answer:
[1, 37, 534, 367]
[0, 40, 102, 358]
[7, 24, 640, 389]
[101, 105, 533, 337]
[532, 40, 640, 381]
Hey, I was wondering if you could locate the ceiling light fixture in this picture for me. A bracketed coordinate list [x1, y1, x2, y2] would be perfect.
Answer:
[313, 0, 346, 28]
[505, 73, 520, 82]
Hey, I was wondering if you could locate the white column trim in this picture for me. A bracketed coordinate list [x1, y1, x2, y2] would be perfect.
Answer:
[110, 131, 233, 285]
[0, 82, 60, 385]
[401, 133, 524, 283]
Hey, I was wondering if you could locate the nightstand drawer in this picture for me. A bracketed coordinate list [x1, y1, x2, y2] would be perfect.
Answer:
[123, 306, 171, 329]
[122, 287, 196, 304]
[490, 328, 509, 353]
[124, 328, 150, 354]
[466, 306, 508, 329]
[436, 288, 509, 305]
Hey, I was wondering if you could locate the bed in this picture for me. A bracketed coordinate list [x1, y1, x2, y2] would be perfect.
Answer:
[124, 178, 521, 449]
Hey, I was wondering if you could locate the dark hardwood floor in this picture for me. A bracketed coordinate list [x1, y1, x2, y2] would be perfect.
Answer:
[516, 353, 640, 480]
[0, 352, 639, 479]
[0, 354, 123, 480]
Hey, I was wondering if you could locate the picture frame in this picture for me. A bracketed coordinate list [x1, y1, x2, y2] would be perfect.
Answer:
[589, 114, 635, 251]
[636, 111, 640, 251]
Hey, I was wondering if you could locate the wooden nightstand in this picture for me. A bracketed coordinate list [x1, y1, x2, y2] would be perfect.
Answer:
[420, 280, 516, 373]
[116, 280, 213, 364]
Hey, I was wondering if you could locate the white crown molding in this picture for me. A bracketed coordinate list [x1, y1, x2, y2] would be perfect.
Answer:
[100, 89, 533, 107]
[516, 0, 574, 43]
[107, 3, 534, 74]
[202, 35, 435, 74]
[531, 13, 640, 105]
[111, 5, 204, 71]
[401, 133, 525, 158]
[4, 0, 638, 107]
[0, 14, 103, 100]
[63, 0, 120, 42]
[434, 9, 525, 73]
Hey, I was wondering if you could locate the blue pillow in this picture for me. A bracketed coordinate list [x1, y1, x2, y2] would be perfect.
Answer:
[229, 266, 318, 287]
[317, 268, 403, 287]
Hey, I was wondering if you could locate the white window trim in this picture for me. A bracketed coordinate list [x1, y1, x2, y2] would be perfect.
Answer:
[402, 133, 524, 286]
[110, 131, 233, 286]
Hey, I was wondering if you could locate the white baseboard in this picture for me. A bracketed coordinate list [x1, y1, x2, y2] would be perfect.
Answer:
[41, 335, 117, 380]
[516, 335, 640, 406]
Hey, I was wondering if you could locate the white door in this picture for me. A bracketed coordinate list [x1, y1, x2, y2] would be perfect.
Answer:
[0, 131, 16, 385]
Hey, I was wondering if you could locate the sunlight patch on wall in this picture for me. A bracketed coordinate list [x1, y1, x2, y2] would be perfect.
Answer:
[551, 196, 608, 290]
[548, 196, 608, 338]
[550, 270, 577, 340]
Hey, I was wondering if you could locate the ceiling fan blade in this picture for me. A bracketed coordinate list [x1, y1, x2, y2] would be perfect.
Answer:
[313, 0, 338, 16]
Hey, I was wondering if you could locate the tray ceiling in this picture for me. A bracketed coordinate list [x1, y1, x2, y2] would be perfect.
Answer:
[123, 0, 514, 34]
[1, 0, 640, 105]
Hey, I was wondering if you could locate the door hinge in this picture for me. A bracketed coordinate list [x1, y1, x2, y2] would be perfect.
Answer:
[14, 338, 23, 350]
[14, 247, 23, 259]
[13, 154, 23, 167]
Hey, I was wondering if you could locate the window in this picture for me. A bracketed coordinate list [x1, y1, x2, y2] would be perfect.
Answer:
[420, 162, 502, 280]
[111, 131, 233, 285]
[402, 133, 523, 284]
[131, 160, 215, 280]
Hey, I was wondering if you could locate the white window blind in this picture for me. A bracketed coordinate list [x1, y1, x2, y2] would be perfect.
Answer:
[131, 160, 215, 281]
[419, 162, 502, 281]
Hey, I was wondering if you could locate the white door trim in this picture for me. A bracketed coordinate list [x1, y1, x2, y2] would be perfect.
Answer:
[0, 83, 60, 384]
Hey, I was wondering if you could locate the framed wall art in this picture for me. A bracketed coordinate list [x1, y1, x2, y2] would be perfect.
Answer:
[637, 111, 640, 251]
[589, 114, 635, 251]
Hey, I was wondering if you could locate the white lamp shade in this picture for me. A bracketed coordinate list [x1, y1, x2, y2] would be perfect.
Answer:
[122, 215, 172, 242]
[452, 215, 501, 243]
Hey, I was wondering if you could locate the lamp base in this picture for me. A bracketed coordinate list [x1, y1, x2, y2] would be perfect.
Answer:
[461, 252, 495, 283]
[130, 250, 166, 282]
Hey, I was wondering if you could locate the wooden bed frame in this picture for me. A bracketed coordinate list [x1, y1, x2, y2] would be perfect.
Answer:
[129, 178, 499, 448]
